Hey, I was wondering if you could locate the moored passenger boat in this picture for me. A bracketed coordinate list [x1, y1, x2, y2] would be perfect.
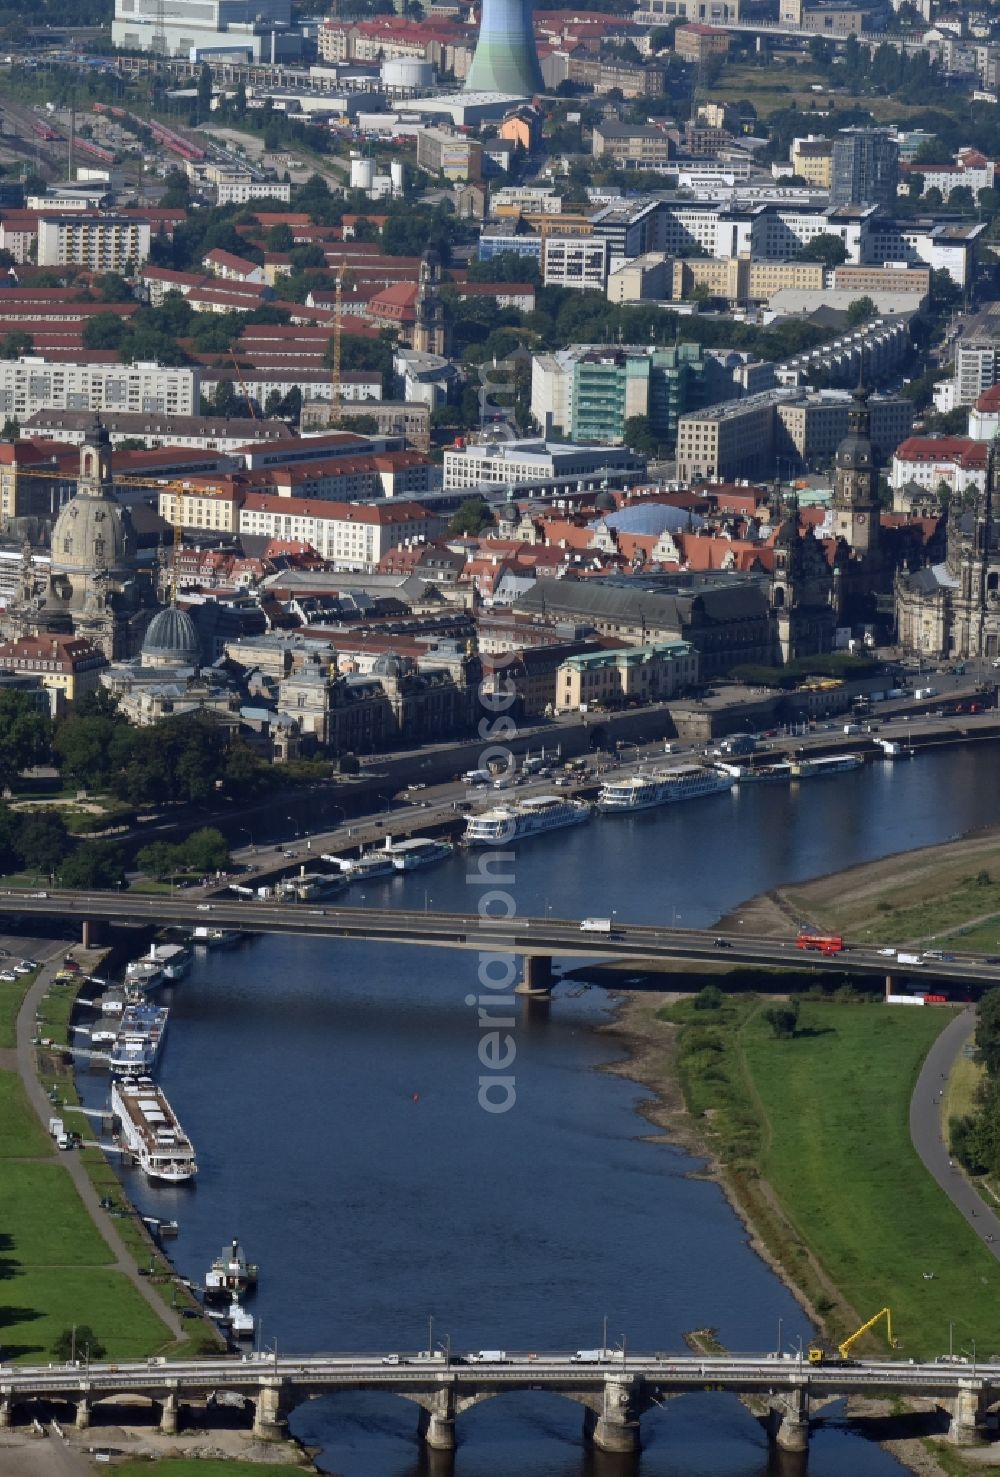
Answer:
[464, 794, 591, 845]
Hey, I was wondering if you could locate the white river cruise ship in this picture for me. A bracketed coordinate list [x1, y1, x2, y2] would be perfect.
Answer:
[464, 794, 591, 846]
[111, 1077, 197, 1184]
[598, 765, 734, 813]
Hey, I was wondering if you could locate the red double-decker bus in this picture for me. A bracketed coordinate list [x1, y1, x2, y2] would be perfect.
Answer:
[796, 932, 844, 955]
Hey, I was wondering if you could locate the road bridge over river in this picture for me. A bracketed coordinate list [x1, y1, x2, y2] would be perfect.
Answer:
[4, 889, 998, 995]
[2, 1352, 996, 1454]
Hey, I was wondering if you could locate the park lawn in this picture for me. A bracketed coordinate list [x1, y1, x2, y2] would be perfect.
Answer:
[741, 1001, 1000, 1359]
[0, 1072, 50, 1157]
[0, 970, 37, 1048]
[939, 917, 1000, 952]
[114, 1463, 311, 1476]
[1, 1268, 173, 1362]
[5, 1162, 114, 1266]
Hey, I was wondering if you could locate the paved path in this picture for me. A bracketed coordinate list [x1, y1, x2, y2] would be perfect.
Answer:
[14, 954, 184, 1341]
[909, 1007, 1000, 1258]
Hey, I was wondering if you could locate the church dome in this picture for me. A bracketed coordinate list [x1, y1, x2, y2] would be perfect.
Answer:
[141, 605, 201, 667]
[51, 490, 131, 576]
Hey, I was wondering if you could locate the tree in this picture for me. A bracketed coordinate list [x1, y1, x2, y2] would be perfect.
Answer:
[53, 1326, 105, 1362]
[266, 223, 294, 252]
[136, 841, 180, 881]
[0, 691, 52, 790]
[949, 185, 974, 210]
[447, 497, 492, 536]
[922, 185, 943, 210]
[798, 234, 848, 268]
[82, 315, 126, 351]
[14, 812, 69, 879]
[763, 1001, 800, 1039]
[976, 988, 1000, 1077]
[181, 826, 230, 874]
[0, 331, 31, 360]
[694, 985, 723, 1011]
[59, 840, 126, 890]
[846, 295, 877, 327]
[623, 414, 657, 454]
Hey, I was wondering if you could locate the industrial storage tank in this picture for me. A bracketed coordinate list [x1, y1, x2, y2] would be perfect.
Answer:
[390, 159, 406, 196]
[380, 56, 434, 93]
[349, 154, 375, 192]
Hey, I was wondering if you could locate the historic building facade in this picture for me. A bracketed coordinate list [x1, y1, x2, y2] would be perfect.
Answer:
[895, 441, 1000, 659]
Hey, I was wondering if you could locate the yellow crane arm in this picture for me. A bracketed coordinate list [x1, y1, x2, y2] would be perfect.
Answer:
[838, 1307, 894, 1360]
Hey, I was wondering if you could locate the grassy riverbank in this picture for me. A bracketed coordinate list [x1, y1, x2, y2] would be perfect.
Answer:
[624, 991, 1000, 1359]
[776, 830, 1000, 951]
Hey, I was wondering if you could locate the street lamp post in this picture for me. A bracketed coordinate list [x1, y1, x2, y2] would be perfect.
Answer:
[602, 1315, 608, 1357]
[428, 1314, 434, 1359]
[776, 1318, 783, 1359]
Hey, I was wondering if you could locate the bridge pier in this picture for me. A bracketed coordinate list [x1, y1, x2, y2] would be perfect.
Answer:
[583, 1379, 641, 1454]
[769, 1385, 809, 1453]
[418, 1390, 457, 1450]
[252, 1381, 287, 1441]
[81, 918, 104, 950]
[948, 1382, 987, 1444]
[160, 1390, 179, 1435]
[74, 1398, 90, 1431]
[0, 1398, 10, 1429]
[515, 954, 553, 997]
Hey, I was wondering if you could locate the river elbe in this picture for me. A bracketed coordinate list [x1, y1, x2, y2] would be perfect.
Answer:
[84, 742, 1000, 1475]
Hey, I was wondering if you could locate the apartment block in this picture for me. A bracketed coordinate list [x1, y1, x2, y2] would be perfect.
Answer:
[789, 136, 833, 189]
[675, 391, 788, 483]
[238, 496, 436, 568]
[592, 124, 673, 170]
[36, 214, 152, 270]
[674, 22, 730, 60]
[775, 391, 913, 468]
[416, 127, 482, 183]
[0, 358, 199, 421]
[543, 235, 608, 291]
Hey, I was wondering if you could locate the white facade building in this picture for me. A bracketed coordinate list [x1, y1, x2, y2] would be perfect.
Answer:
[0, 359, 199, 421]
[543, 236, 609, 291]
[237, 495, 435, 569]
[37, 215, 152, 270]
[442, 437, 642, 490]
[112, 0, 300, 61]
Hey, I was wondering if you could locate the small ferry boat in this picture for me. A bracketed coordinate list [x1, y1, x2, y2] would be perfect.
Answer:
[205, 1238, 259, 1297]
[342, 851, 397, 880]
[464, 794, 591, 845]
[388, 837, 454, 871]
[108, 1002, 169, 1077]
[193, 927, 243, 949]
[111, 1077, 197, 1184]
[125, 950, 164, 990]
[277, 871, 347, 902]
[598, 766, 734, 813]
[716, 761, 792, 786]
[790, 753, 864, 779]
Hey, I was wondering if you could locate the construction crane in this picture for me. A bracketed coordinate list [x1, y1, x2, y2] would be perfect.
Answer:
[329, 257, 346, 426]
[808, 1308, 897, 1365]
[230, 353, 258, 420]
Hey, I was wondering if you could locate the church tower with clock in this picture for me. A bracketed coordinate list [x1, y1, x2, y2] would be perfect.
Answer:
[831, 373, 881, 568]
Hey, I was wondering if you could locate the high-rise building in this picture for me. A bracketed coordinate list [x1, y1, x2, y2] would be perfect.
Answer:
[464, 0, 543, 95]
[830, 128, 898, 210]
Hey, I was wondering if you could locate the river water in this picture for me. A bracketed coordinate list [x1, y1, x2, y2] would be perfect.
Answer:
[81, 743, 1000, 1476]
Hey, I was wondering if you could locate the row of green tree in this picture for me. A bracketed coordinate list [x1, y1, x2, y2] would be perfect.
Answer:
[0, 689, 267, 807]
[136, 826, 231, 882]
[952, 988, 1000, 1175]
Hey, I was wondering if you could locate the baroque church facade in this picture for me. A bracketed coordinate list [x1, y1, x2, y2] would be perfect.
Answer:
[2, 416, 158, 661]
[895, 440, 1000, 660]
